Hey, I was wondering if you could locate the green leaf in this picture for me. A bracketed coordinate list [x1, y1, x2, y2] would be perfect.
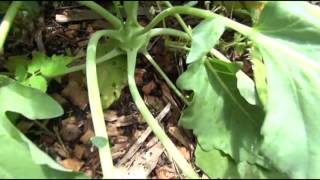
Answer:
[248, 2, 320, 178]
[27, 52, 73, 78]
[187, 17, 225, 63]
[195, 146, 287, 179]
[97, 43, 127, 109]
[15, 64, 27, 82]
[177, 58, 266, 165]
[236, 71, 257, 105]
[251, 50, 267, 106]
[27, 75, 48, 92]
[0, 75, 87, 178]
[41, 55, 73, 78]
[27, 52, 47, 74]
[4, 55, 29, 73]
[91, 136, 108, 148]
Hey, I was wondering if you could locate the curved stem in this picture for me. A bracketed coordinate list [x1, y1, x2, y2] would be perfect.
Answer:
[163, 1, 192, 38]
[0, 1, 23, 54]
[86, 30, 117, 179]
[150, 28, 231, 64]
[58, 48, 124, 77]
[135, 6, 252, 37]
[149, 28, 189, 39]
[77, 1, 122, 29]
[142, 50, 190, 106]
[123, 1, 139, 26]
[127, 50, 199, 179]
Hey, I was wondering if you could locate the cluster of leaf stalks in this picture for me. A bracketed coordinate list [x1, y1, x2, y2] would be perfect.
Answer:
[2, 1, 320, 179]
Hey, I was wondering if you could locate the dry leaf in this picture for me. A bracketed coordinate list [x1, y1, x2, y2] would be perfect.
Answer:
[142, 80, 157, 95]
[60, 158, 84, 172]
[80, 129, 95, 144]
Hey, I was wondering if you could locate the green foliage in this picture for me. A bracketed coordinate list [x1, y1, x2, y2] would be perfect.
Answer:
[0, 75, 87, 178]
[178, 1, 320, 179]
[177, 58, 266, 165]
[186, 17, 225, 63]
[195, 146, 286, 179]
[97, 43, 127, 109]
[249, 2, 320, 178]
[5, 52, 73, 92]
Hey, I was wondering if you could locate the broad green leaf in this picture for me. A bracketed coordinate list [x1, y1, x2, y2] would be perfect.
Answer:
[177, 58, 266, 165]
[41, 55, 73, 78]
[248, 2, 320, 178]
[195, 146, 287, 179]
[0, 75, 87, 178]
[186, 17, 225, 63]
[236, 71, 257, 105]
[27, 75, 48, 92]
[97, 43, 127, 109]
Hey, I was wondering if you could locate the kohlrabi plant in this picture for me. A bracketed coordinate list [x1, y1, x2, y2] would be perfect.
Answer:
[1, 1, 320, 179]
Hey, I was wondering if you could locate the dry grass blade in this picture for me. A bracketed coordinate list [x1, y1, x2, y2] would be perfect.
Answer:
[116, 103, 171, 166]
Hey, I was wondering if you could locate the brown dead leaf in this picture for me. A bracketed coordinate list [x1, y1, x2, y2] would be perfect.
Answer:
[107, 126, 124, 136]
[135, 68, 146, 86]
[60, 158, 84, 172]
[80, 129, 95, 144]
[142, 80, 157, 95]
[53, 142, 70, 158]
[65, 30, 78, 39]
[155, 165, 177, 179]
[77, 40, 88, 47]
[111, 143, 130, 159]
[179, 147, 190, 161]
[168, 126, 191, 149]
[110, 115, 137, 127]
[74, 144, 86, 159]
[62, 79, 88, 110]
[144, 95, 165, 111]
[68, 24, 80, 30]
[104, 110, 120, 122]
[111, 136, 129, 144]
[60, 123, 81, 142]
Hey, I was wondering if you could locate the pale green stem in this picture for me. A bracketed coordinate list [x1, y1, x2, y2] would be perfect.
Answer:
[57, 48, 124, 77]
[113, 1, 123, 22]
[127, 50, 199, 179]
[149, 28, 231, 63]
[149, 28, 189, 39]
[163, 1, 192, 37]
[156, 1, 167, 28]
[142, 50, 190, 106]
[123, 1, 139, 26]
[86, 30, 117, 179]
[0, 1, 23, 54]
[77, 1, 122, 29]
[135, 6, 252, 37]
[154, 1, 231, 62]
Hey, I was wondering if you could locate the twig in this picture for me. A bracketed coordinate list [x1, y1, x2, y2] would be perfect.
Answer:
[116, 103, 171, 166]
